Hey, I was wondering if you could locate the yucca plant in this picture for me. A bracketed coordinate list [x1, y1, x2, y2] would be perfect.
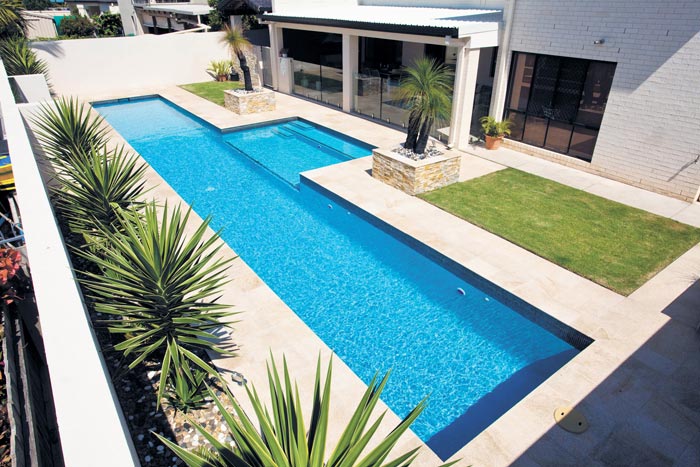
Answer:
[32, 96, 109, 168]
[163, 346, 210, 413]
[157, 355, 457, 467]
[0, 37, 48, 77]
[0, 0, 25, 39]
[398, 58, 453, 155]
[51, 144, 148, 235]
[79, 202, 234, 404]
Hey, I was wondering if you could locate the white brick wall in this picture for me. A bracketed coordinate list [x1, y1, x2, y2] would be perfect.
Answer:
[504, 0, 700, 201]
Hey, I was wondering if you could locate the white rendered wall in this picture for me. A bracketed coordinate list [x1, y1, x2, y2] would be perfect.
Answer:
[498, 0, 700, 201]
[31, 33, 229, 97]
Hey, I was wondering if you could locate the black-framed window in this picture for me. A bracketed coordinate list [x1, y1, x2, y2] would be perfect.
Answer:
[504, 52, 616, 162]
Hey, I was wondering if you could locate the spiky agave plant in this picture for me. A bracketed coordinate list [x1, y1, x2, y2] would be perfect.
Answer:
[156, 355, 458, 467]
[51, 144, 148, 235]
[0, 37, 48, 77]
[31, 96, 109, 168]
[79, 202, 234, 404]
[397, 58, 453, 155]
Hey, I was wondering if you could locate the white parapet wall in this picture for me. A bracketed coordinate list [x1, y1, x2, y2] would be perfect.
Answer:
[31, 33, 231, 98]
[0, 63, 140, 466]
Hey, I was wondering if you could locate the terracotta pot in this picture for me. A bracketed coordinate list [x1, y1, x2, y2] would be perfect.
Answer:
[217, 75, 228, 82]
[484, 135, 504, 150]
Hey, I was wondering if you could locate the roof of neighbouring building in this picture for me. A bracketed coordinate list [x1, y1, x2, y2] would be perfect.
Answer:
[262, 6, 502, 38]
[141, 3, 213, 15]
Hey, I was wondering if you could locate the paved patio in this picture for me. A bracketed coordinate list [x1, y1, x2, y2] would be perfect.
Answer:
[69, 86, 700, 466]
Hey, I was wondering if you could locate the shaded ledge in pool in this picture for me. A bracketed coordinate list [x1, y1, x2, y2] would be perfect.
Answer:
[427, 348, 579, 460]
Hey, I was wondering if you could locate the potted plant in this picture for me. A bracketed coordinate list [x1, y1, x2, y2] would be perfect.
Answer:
[480, 116, 512, 150]
[207, 59, 231, 82]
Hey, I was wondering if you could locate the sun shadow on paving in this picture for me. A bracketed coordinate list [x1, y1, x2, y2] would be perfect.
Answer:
[427, 349, 578, 460]
[510, 279, 700, 466]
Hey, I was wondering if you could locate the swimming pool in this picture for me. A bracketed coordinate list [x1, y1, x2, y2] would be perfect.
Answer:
[94, 97, 589, 459]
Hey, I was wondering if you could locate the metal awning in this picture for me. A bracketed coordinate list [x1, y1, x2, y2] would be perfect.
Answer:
[262, 6, 502, 38]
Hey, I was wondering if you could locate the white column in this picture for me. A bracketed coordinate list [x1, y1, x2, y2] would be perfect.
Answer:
[449, 46, 480, 150]
[269, 24, 283, 91]
[342, 34, 358, 112]
[489, 0, 516, 119]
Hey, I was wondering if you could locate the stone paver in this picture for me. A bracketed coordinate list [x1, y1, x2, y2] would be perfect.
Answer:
[70, 86, 700, 466]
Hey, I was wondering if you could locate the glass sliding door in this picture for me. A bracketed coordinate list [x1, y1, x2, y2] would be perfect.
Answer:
[504, 52, 616, 162]
[284, 29, 343, 108]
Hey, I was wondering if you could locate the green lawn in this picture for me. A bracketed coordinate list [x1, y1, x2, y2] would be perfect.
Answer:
[179, 81, 243, 106]
[419, 169, 700, 295]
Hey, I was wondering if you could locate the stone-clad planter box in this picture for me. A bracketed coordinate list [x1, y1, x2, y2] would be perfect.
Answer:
[224, 88, 276, 114]
[372, 147, 461, 195]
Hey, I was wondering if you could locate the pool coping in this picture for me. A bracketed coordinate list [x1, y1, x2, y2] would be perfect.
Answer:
[66, 86, 700, 466]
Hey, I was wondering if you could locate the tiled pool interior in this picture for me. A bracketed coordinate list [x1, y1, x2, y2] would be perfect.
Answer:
[94, 96, 591, 459]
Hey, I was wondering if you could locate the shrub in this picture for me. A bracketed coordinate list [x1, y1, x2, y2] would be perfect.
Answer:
[93, 12, 122, 37]
[0, 37, 49, 77]
[79, 203, 234, 405]
[58, 15, 96, 37]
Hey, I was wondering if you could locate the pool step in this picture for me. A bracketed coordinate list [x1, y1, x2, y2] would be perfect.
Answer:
[288, 120, 315, 131]
[273, 128, 294, 138]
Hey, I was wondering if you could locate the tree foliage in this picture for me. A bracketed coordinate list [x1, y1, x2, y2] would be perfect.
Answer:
[93, 12, 122, 37]
[22, 0, 51, 11]
[398, 58, 453, 155]
[59, 15, 96, 37]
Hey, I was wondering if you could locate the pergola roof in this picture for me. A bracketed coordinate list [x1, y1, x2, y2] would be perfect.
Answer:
[262, 6, 502, 38]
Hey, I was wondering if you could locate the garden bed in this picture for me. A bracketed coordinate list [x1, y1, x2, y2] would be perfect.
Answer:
[179, 81, 243, 107]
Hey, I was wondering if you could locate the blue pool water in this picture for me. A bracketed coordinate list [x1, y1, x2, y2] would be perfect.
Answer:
[223, 119, 373, 186]
[94, 97, 584, 458]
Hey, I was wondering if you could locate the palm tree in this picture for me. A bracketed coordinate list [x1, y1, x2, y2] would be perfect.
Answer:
[156, 355, 458, 467]
[220, 25, 253, 91]
[398, 58, 453, 155]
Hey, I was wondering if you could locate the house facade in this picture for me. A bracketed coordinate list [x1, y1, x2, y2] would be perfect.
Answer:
[262, 0, 700, 201]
